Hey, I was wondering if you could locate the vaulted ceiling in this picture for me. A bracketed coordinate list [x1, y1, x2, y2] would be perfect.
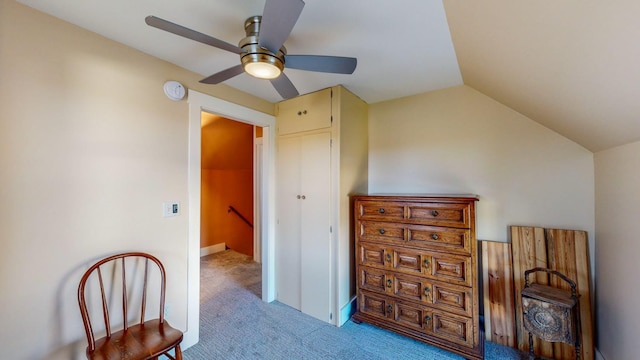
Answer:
[16, 0, 640, 152]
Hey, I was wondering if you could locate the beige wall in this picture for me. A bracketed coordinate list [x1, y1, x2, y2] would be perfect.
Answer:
[368, 85, 595, 246]
[0, 1, 271, 358]
[594, 141, 640, 360]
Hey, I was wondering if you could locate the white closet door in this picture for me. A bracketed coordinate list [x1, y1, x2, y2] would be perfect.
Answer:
[300, 132, 332, 322]
[275, 136, 302, 310]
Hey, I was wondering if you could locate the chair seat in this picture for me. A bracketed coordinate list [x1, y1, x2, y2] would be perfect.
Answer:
[87, 319, 183, 360]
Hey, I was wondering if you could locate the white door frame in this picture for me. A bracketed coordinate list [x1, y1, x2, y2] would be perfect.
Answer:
[184, 90, 276, 348]
[253, 136, 264, 263]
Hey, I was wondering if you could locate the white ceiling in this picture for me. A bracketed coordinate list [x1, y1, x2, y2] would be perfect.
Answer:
[16, 0, 462, 105]
[16, 0, 640, 152]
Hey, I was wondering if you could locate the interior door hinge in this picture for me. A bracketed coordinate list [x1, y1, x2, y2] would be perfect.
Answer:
[330, 226, 332, 233]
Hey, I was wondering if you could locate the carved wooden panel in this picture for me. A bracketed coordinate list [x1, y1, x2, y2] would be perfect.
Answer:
[393, 248, 424, 275]
[433, 311, 474, 347]
[522, 297, 577, 344]
[359, 243, 387, 268]
[359, 266, 389, 294]
[359, 291, 393, 320]
[432, 283, 471, 317]
[395, 300, 428, 331]
[394, 274, 423, 302]
[431, 254, 471, 286]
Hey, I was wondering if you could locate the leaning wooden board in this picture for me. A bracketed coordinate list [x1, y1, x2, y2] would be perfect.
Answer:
[545, 229, 594, 360]
[481, 241, 516, 347]
[510, 226, 553, 358]
[510, 226, 594, 360]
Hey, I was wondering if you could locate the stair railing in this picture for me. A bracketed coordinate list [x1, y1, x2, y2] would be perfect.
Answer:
[228, 205, 253, 228]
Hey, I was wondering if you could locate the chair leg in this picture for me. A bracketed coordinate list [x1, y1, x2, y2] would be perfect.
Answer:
[175, 344, 183, 360]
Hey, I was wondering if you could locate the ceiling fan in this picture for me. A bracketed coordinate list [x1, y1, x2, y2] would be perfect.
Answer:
[145, 0, 357, 99]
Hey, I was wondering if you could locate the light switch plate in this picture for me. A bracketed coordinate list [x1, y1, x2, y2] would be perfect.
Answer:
[162, 202, 180, 217]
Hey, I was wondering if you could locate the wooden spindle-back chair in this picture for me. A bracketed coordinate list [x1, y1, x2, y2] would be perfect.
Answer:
[77, 252, 183, 360]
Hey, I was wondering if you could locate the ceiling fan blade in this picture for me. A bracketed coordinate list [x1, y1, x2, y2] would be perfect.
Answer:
[145, 16, 245, 55]
[270, 73, 299, 99]
[258, 0, 305, 54]
[285, 55, 357, 74]
[199, 64, 245, 84]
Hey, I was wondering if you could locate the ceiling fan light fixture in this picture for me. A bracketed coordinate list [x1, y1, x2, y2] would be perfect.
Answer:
[146, 0, 356, 99]
[244, 60, 282, 79]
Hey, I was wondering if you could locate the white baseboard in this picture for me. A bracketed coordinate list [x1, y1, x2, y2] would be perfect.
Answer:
[338, 296, 357, 326]
[200, 243, 226, 257]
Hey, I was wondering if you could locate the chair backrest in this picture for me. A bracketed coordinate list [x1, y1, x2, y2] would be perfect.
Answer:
[77, 252, 167, 352]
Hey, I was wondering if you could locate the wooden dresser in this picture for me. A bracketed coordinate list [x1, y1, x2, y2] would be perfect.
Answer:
[351, 195, 483, 359]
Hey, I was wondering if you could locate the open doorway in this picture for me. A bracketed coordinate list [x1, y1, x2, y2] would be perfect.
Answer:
[186, 90, 276, 348]
[200, 114, 258, 258]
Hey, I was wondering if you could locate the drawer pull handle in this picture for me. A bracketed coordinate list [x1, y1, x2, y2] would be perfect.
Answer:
[425, 315, 432, 324]
[430, 233, 439, 240]
[379, 229, 386, 235]
[385, 253, 392, 262]
[424, 287, 431, 296]
[431, 210, 439, 217]
[378, 208, 385, 214]
[387, 279, 392, 288]
[387, 304, 393, 314]
[423, 259, 430, 268]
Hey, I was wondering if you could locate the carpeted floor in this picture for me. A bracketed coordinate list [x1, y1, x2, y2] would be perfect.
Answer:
[184, 250, 528, 360]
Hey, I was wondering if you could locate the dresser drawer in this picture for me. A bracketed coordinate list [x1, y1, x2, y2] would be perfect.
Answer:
[431, 308, 475, 348]
[392, 272, 472, 317]
[358, 221, 471, 255]
[356, 200, 472, 228]
[358, 266, 472, 317]
[408, 224, 470, 255]
[406, 202, 471, 228]
[358, 242, 390, 268]
[394, 298, 431, 332]
[356, 201, 405, 221]
[428, 252, 472, 287]
[358, 290, 394, 320]
[358, 291, 474, 348]
[393, 246, 472, 287]
[359, 221, 406, 244]
[357, 242, 472, 286]
[395, 298, 474, 348]
[358, 266, 392, 294]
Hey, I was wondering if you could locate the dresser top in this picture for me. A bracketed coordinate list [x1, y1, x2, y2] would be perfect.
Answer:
[351, 194, 479, 202]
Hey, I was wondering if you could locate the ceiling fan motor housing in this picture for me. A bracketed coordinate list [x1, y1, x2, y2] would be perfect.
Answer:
[239, 16, 286, 78]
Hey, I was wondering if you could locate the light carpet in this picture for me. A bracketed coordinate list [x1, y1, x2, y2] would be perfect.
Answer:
[184, 250, 527, 360]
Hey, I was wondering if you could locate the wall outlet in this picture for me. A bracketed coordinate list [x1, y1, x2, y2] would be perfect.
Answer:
[162, 202, 180, 217]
